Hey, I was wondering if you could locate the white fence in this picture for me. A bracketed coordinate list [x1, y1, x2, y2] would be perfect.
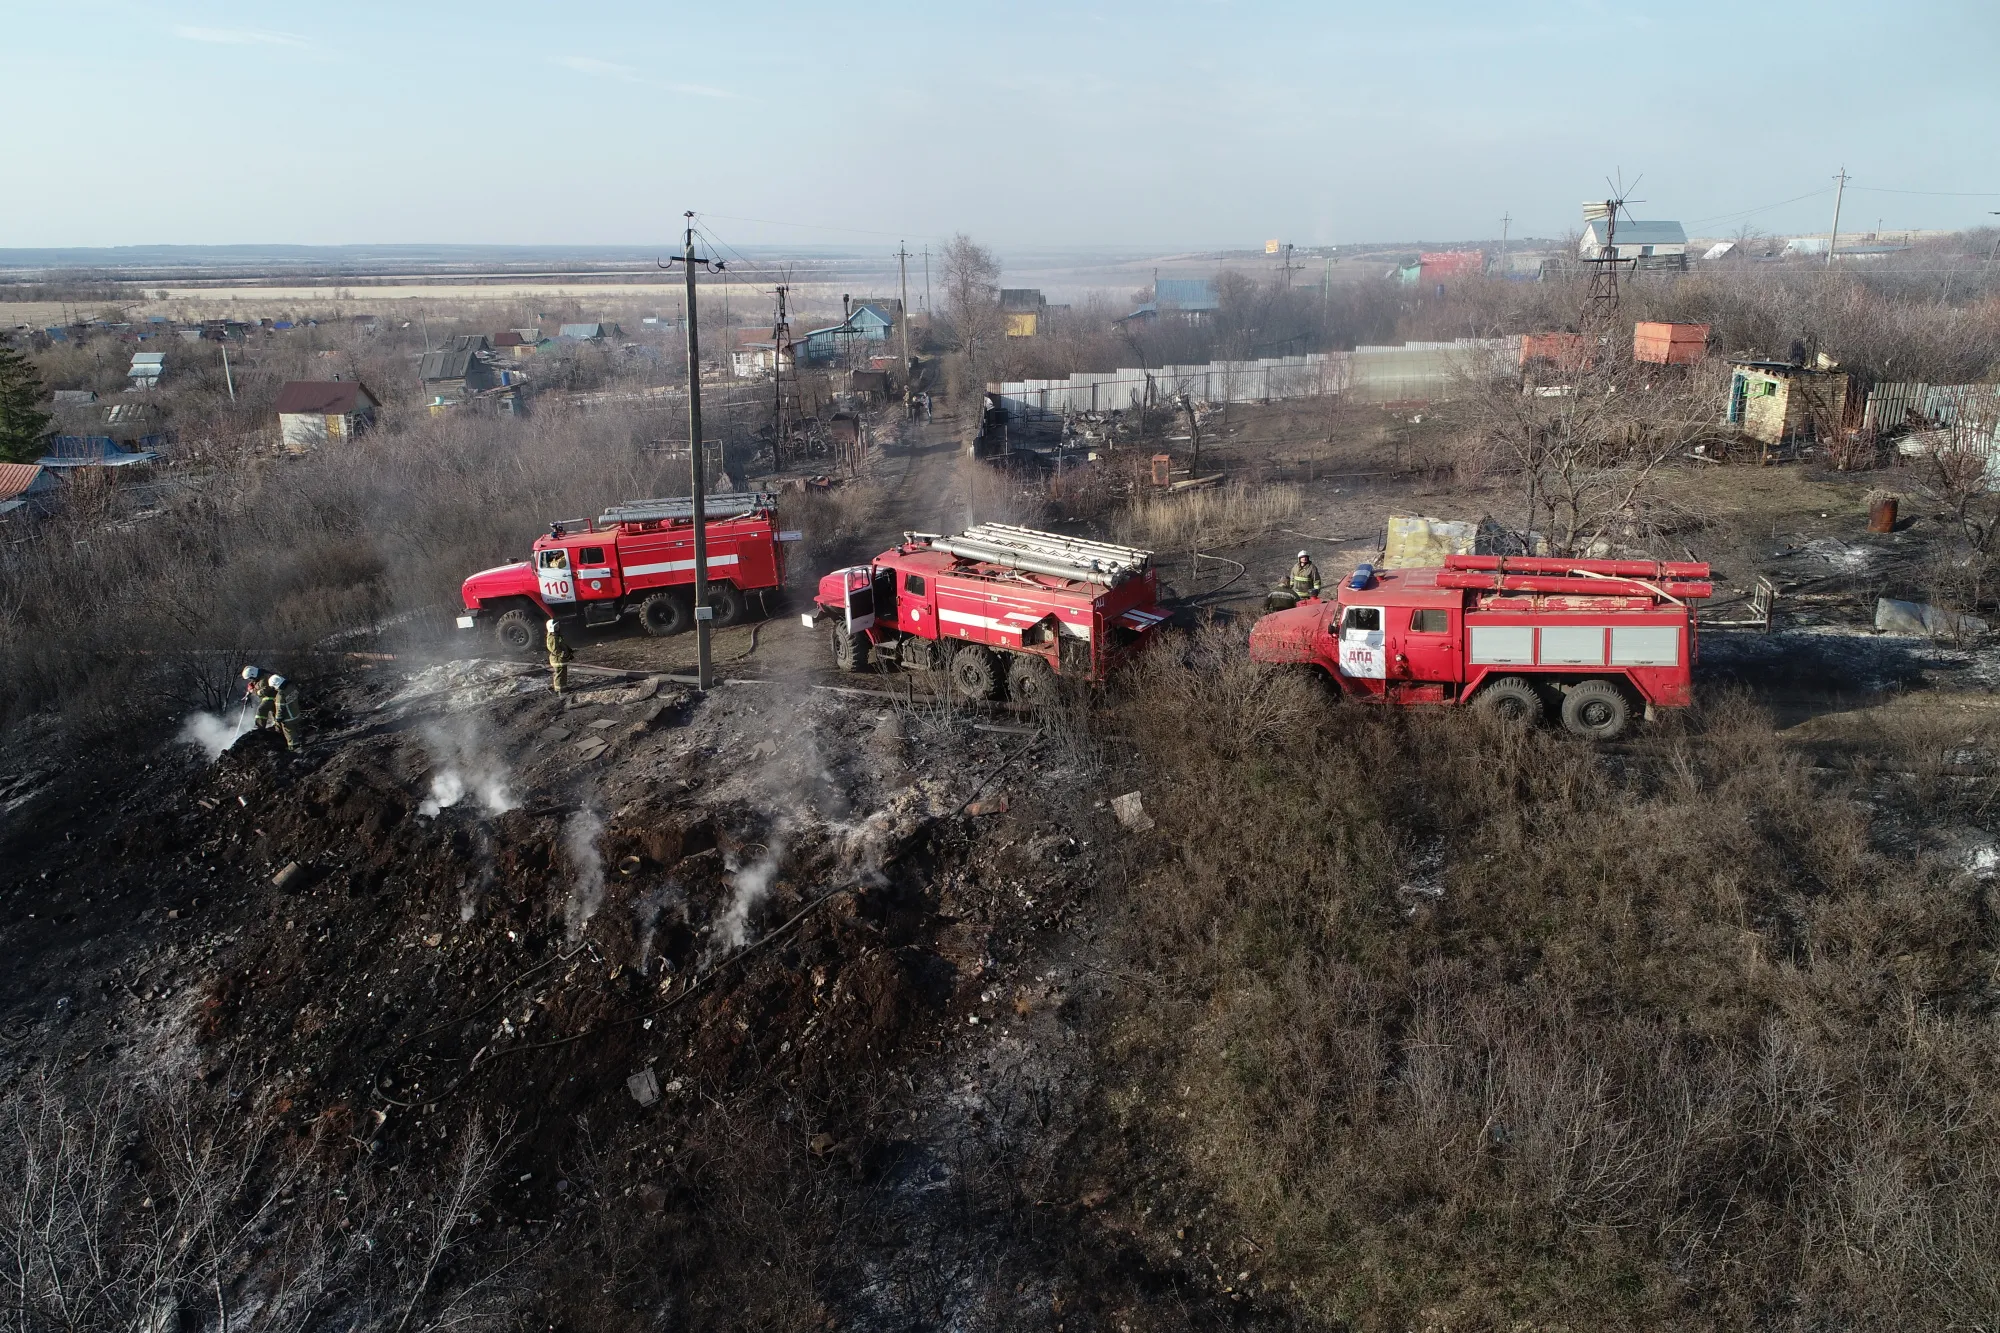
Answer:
[989, 338, 1516, 420]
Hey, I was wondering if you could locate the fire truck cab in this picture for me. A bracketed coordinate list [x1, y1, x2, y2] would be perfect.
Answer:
[1248, 554, 1713, 740]
[808, 524, 1169, 704]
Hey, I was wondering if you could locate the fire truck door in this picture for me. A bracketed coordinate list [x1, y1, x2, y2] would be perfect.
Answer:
[1397, 607, 1459, 681]
[1337, 605, 1385, 679]
[843, 567, 876, 633]
[536, 548, 576, 605]
[575, 545, 621, 601]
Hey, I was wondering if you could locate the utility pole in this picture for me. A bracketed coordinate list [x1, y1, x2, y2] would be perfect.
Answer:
[771, 283, 793, 469]
[922, 246, 931, 316]
[219, 341, 236, 404]
[1827, 167, 1848, 268]
[659, 212, 727, 691]
[1499, 212, 1511, 272]
[895, 242, 913, 412]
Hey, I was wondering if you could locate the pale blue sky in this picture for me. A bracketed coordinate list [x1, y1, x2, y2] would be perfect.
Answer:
[5, 0, 1997, 251]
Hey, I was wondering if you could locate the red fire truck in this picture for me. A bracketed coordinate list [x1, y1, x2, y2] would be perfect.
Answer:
[457, 493, 797, 653]
[1248, 553, 1714, 740]
[807, 523, 1170, 703]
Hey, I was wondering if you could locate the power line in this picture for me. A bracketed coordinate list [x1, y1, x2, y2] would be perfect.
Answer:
[1686, 187, 1832, 226]
[1849, 186, 2000, 197]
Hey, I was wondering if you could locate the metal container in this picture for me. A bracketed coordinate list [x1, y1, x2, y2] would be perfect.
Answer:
[1868, 495, 1898, 533]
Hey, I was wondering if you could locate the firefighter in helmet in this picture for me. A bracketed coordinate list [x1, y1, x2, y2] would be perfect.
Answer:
[1289, 550, 1324, 601]
[245, 667, 296, 750]
[546, 618, 574, 694]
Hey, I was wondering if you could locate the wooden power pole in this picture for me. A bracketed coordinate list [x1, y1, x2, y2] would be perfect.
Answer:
[660, 212, 727, 690]
[896, 242, 913, 409]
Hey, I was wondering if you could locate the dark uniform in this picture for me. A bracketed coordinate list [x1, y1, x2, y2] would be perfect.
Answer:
[1289, 556, 1323, 600]
[546, 623, 574, 694]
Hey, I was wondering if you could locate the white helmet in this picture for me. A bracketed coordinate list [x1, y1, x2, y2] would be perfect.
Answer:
[267, 674, 286, 689]
[1296, 550, 1310, 560]
[546, 618, 558, 632]
[241, 665, 261, 680]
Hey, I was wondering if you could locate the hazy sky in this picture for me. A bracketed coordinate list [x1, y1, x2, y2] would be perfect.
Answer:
[6, 0, 1998, 253]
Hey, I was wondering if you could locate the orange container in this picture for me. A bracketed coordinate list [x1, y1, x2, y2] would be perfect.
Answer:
[1634, 321, 1709, 365]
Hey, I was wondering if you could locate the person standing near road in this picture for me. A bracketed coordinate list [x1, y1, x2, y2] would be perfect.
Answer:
[546, 618, 574, 694]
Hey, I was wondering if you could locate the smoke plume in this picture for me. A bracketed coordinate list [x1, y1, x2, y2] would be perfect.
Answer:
[415, 716, 519, 817]
[715, 834, 787, 953]
[562, 809, 606, 944]
[178, 706, 252, 761]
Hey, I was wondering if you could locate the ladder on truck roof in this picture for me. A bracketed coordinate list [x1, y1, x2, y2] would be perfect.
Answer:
[1434, 554, 1713, 601]
[927, 523, 1153, 586]
[597, 493, 776, 526]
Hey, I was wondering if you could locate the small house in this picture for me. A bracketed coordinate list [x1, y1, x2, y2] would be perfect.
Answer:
[1727, 357, 1854, 446]
[128, 352, 165, 389]
[558, 323, 619, 341]
[493, 330, 537, 359]
[51, 389, 99, 410]
[0, 463, 57, 519]
[1419, 251, 1486, 291]
[1580, 219, 1688, 269]
[448, 333, 492, 353]
[848, 301, 898, 341]
[1155, 278, 1219, 314]
[275, 380, 381, 449]
[418, 349, 498, 403]
[1000, 289, 1045, 338]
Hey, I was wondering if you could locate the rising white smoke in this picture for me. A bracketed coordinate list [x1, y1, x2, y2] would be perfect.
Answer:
[415, 716, 519, 818]
[562, 809, 606, 944]
[178, 706, 252, 761]
[715, 834, 787, 953]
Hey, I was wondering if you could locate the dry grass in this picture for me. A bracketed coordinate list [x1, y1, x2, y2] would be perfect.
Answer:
[1114, 481, 1305, 552]
[0, 404, 690, 731]
[1097, 628, 2000, 1329]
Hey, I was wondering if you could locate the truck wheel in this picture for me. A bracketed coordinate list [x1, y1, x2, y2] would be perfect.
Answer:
[707, 582, 744, 628]
[831, 630, 871, 672]
[1474, 676, 1543, 728]
[638, 591, 691, 637]
[1560, 680, 1631, 742]
[493, 608, 538, 656]
[949, 646, 1001, 700]
[1006, 654, 1060, 707]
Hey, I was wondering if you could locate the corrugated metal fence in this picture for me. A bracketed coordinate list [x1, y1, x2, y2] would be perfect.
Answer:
[990, 339, 1516, 421]
[1863, 382, 2000, 434]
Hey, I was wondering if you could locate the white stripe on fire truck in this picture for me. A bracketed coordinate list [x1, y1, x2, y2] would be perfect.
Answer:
[621, 554, 740, 577]
[938, 608, 1091, 640]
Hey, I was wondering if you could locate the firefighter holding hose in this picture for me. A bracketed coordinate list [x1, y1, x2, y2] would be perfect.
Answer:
[241, 665, 297, 750]
[545, 618, 574, 694]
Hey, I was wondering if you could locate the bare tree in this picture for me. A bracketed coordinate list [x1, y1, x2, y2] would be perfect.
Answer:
[1459, 353, 1729, 557]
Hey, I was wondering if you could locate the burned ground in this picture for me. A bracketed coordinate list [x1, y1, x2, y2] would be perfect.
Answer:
[11, 399, 2000, 1330]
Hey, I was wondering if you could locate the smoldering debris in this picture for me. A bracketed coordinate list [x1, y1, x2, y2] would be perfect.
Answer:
[562, 809, 607, 944]
[716, 835, 788, 954]
[416, 716, 519, 818]
[178, 707, 252, 761]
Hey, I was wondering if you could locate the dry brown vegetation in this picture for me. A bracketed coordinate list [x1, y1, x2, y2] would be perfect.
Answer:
[0, 407, 698, 731]
[1098, 629, 2000, 1329]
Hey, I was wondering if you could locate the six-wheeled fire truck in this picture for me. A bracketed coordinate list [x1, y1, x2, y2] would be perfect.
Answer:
[457, 493, 797, 653]
[1248, 553, 1714, 740]
[806, 523, 1170, 703]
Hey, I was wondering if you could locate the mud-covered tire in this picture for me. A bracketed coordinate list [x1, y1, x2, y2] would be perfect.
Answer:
[707, 582, 744, 628]
[949, 646, 1001, 700]
[1560, 679, 1631, 742]
[831, 630, 871, 672]
[1474, 676, 1543, 728]
[1006, 654, 1060, 707]
[639, 591, 691, 637]
[493, 608, 539, 656]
